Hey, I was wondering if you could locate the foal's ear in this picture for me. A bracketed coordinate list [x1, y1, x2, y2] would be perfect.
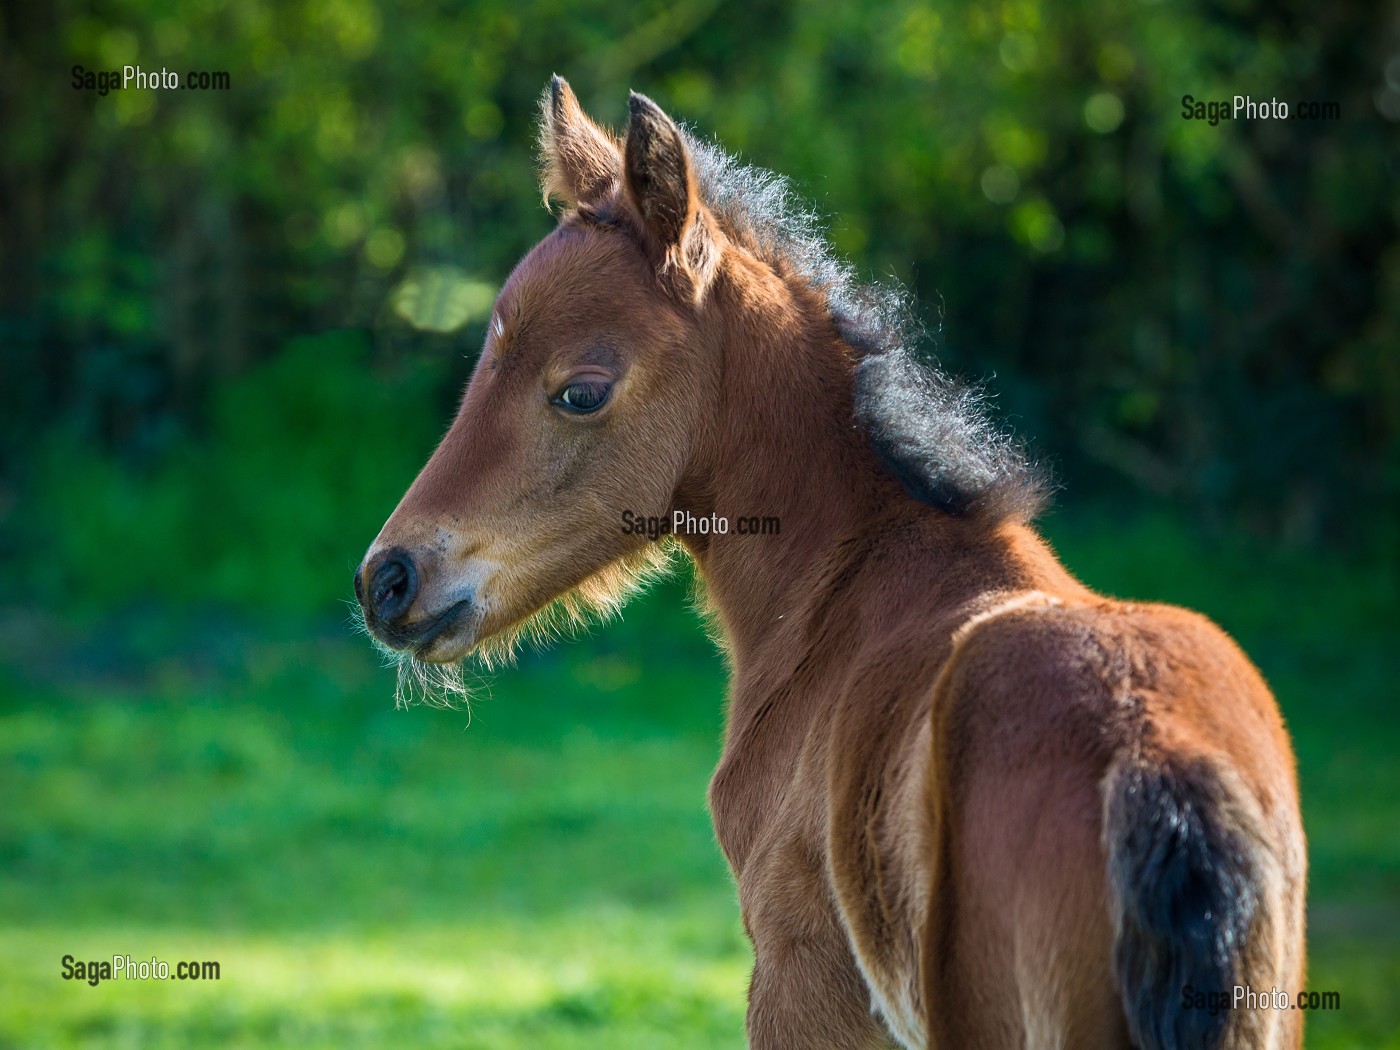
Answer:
[539, 75, 622, 209]
[624, 91, 718, 298]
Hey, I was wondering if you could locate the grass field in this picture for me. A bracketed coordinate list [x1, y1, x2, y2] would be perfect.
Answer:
[1, 513, 1396, 1048]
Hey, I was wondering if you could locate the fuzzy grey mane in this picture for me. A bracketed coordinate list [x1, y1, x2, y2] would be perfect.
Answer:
[684, 133, 1049, 522]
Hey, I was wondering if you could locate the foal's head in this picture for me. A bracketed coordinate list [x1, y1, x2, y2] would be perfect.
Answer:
[356, 78, 726, 669]
[355, 77, 1045, 686]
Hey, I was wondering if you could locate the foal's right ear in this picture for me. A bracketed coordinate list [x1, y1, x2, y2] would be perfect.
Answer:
[538, 75, 622, 210]
[624, 91, 719, 300]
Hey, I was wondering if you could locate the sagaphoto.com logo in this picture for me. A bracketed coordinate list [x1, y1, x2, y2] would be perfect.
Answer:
[621, 510, 782, 542]
[61, 953, 221, 986]
[1180, 93, 1341, 126]
[72, 63, 230, 96]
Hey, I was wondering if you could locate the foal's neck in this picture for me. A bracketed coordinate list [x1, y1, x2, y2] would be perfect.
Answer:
[677, 257, 996, 674]
[677, 256, 1063, 675]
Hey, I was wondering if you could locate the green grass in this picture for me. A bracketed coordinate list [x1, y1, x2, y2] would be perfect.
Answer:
[0, 578, 747, 1048]
[1, 518, 1396, 1047]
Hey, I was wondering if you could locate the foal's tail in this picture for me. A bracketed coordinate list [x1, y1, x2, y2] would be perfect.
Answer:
[1104, 754, 1301, 1050]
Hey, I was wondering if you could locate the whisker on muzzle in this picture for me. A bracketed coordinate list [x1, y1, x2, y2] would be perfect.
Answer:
[345, 597, 477, 714]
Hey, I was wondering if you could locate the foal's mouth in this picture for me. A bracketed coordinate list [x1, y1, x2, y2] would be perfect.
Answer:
[369, 598, 480, 661]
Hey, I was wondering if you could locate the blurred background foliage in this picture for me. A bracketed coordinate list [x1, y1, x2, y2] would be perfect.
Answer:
[1, 0, 1398, 1046]
[2, 0, 1398, 562]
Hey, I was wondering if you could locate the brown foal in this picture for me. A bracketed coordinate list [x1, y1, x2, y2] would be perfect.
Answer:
[356, 77, 1306, 1049]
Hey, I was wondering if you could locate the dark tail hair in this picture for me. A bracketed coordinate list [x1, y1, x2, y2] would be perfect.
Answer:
[1105, 757, 1262, 1050]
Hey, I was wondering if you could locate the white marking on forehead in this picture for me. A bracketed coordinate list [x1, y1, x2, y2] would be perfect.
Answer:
[492, 312, 505, 340]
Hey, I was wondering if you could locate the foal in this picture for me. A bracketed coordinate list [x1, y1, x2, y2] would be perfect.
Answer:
[356, 78, 1306, 1050]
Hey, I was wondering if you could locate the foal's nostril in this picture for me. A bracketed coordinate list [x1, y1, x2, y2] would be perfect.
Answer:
[367, 551, 419, 623]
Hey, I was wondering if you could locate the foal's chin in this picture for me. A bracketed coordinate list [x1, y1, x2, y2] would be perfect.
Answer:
[409, 630, 478, 665]
[368, 601, 485, 665]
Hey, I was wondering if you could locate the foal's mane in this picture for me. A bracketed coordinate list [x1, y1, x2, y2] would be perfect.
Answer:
[683, 133, 1048, 523]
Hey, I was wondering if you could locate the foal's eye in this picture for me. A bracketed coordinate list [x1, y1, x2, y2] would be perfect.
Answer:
[554, 380, 610, 413]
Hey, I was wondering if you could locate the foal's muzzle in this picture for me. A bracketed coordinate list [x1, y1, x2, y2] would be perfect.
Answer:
[355, 546, 478, 656]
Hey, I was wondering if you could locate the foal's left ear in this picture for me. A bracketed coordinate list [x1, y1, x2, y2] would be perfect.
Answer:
[539, 75, 623, 209]
[624, 92, 719, 300]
